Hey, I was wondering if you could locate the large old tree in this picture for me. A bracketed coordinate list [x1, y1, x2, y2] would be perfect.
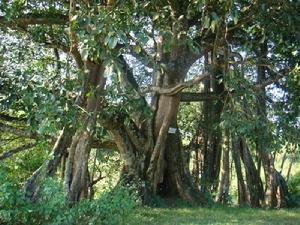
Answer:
[0, 0, 299, 208]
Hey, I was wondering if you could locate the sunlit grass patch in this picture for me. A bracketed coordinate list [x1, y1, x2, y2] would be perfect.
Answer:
[126, 206, 300, 225]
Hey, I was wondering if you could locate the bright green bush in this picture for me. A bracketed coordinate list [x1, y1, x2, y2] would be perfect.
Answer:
[288, 171, 300, 206]
[288, 172, 300, 195]
[62, 185, 137, 225]
[0, 178, 30, 225]
[0, 177, 137, 225]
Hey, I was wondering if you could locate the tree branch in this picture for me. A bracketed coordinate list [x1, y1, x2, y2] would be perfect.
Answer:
[180, 68, 289, 102]
[90, 140, 117, 150]
[0, 113, 27, 122]
[0, 13, 84, 69]
[254, 67, 288, 91]
[140, 72, 209, 96]
[90, 175, 106, 186]
[69, 0, 84, 69]
[0, 122, 31, 137]
[0, 142, 37, 160]
[0, 14, 68, 27]
[181, 92, 220, 102]
[44, 41, 70, 53]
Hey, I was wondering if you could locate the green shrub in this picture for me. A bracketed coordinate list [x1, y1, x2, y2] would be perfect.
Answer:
[144, 194, 167, 208]
[62, 185, 137, 225]
[288, 171, 300, 206]
[0, 178, 31, 224]
[33, 178, 68, 224]
[0, 177, 137, 225]
[288, 172, 300, 196]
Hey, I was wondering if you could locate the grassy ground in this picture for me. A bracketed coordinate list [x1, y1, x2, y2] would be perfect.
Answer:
[125, 206, 300, 225]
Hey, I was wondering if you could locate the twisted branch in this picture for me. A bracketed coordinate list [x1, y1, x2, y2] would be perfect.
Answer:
[140, 72, 209, 96]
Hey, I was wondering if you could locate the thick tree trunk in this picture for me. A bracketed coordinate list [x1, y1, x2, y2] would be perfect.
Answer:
[274, 170, 291, 208]
[64, 61, 106, 203]
[256, 44, 277, 207]
[64, 131, 91, 202]
[192, 144, 201, 187]
[146, 86, 201, 201]
[25, 127, 73, 200]
[147, 94, 180, 193]
[255, 43, 290, 208]
[260, 151, 277, 206]
[199, 55, 224, 193]
[215, 129, 230, 204]
[103, 29, 205, 203]
[239, 138, 264, 207]
[157, 117, 200, 201]
[143, 36, 203, 201]
[110, 119, 202, 203]
[232, 138, 247, 205]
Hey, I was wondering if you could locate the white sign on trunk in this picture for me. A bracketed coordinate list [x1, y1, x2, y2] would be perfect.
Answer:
[168, 127, 177, 134]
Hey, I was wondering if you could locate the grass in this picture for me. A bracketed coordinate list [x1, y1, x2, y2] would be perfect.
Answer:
[125, 206, 300, 225]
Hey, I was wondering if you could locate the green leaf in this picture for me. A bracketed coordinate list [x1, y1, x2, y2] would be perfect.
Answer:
[153, 13, 160, 21]
[86, 91, 92, 97]
[204, 16, 210, 29]
[70, 15, 78, 21]
[211, 12, 219, 21]
[81, 48, 89, 61]
[233, 15, 238, 25]
[210, 20, 218, 33]
[133, 45, 141, 53]
[107, 37, 118, 49]
[233, 10, 239, 25]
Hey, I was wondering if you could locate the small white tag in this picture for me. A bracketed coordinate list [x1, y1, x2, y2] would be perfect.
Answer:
[168, 127, 177, 134]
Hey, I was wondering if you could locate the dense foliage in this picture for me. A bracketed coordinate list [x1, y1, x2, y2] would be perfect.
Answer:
[0, 0, 300, 223]
[0, 177, 136, 225]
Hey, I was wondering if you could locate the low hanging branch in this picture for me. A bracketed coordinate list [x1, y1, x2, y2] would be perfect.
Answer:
[181, 92, 222, 102]
[0, 122, 31, 138]
[180, 66, 291, 102]
[0, 113, 27, 122]
[68, 0, 84, 69]
[140, 72, 210, 96]
[0, 14, 68, 27]
[0, 142, 37, 161]
[0, 11, 84, 69]
[90, 174, 106, 187]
